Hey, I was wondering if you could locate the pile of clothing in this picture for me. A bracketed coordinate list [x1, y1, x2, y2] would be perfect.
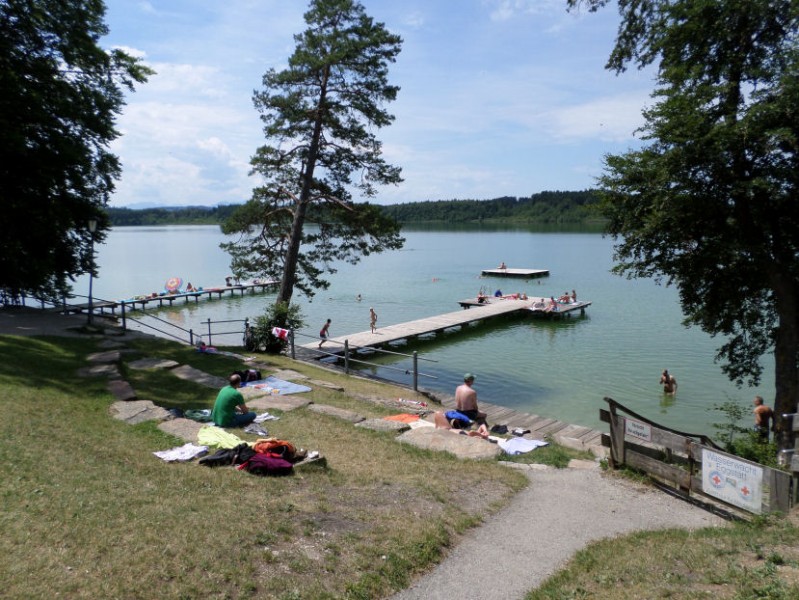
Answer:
[199, 437, 308, 476]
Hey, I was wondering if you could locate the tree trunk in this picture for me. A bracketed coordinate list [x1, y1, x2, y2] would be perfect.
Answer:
[771, 275, 799, 451]
[275, 65, 331, 306]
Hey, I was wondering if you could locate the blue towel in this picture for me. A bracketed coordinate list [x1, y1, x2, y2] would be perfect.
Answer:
[444, 410, 473, 424]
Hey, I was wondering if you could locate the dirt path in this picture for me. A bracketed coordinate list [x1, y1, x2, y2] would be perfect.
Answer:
[390, 467, 724, 600]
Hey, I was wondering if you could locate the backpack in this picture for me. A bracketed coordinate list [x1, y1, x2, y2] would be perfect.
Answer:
[236, 369, 262, 384]
[238, 454, 294, 476]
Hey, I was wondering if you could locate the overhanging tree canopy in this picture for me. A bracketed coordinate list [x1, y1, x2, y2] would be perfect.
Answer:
[569, 0, 799, 446]
[0, 0, 151, 301]
[221, 0, 404, 304]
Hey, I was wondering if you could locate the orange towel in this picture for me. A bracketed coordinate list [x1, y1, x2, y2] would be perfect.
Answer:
[383, 413, 421, 423]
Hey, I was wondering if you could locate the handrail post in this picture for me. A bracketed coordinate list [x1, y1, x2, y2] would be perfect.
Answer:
[344, 339, 350, 374]
[206, 318, 212, 346]
[121, 301, 127, 331]
[290, 330, 295, 359]
[413, 351, 419, 391]
[189, 328, 194, 346]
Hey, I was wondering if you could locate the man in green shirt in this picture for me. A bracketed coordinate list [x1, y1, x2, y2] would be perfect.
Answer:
[211, 374, 256, 427]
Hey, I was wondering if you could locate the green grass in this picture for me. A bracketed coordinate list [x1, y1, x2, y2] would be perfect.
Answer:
[499, 436, 596, 468]
[0, 333, 527, 599]
[526, 514, 799, 599]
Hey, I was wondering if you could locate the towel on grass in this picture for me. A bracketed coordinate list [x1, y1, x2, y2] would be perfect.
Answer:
[498, 437, 549, 455]
[198, 425, 246, 449]
[153, 443, 208, 462]
[383, 413, 421, 423]
[244, 376, 312, 395]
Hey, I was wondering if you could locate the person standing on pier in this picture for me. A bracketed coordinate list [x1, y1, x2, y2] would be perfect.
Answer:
[455, 373, 487, 426]
[319, 318, 331, 349]
[369, 307, 378, 333]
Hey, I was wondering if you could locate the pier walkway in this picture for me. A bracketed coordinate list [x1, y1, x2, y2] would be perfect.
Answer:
[54, 281, 278, 317]
[300, 298, 534, 352]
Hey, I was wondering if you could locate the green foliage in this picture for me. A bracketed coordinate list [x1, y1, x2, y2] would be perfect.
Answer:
[0, 0, 151, 302]
[380, 190, 602, 223]
[711, 399, 780, 467]
[107, 190, 602, 226]
[222, 0, 405, 303]
[107, 205, 240, 226]
[711, 399, 751, 448]
[251, 301, 306, 354]
[583, 0, 799, 444]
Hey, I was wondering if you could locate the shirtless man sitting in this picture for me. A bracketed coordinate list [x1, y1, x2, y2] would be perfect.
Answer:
[455, 373, 487, 426]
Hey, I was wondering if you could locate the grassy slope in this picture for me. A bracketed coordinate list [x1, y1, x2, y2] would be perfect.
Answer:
[0, 333, 528, 599]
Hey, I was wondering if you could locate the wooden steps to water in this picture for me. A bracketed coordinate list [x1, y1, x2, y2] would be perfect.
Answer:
[437, 395, 606, 457]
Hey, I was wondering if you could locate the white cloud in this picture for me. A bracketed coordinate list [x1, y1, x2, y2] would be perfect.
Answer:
[485, 0, 562, 21]
[543, 93, 650, 142]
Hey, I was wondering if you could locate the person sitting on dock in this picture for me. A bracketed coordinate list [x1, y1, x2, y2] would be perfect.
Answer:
[186, 282, 195, 292]
[660, 369, 677, 395]
[558, 291, 571, 303]
[211, 374, 256, 428]
[498, 261, 507, 270]
[225, 276, 233, 287]
[494, 289, 502, 297]
[455, 373, 487, 426]
[545, 296, 559, 312]
[571, 289, 577, 303]
[477, 290, 488, 304]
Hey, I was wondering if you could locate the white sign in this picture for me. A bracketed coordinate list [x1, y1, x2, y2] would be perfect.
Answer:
[702, 449, 763, 514]
[624, 417, 652, 442]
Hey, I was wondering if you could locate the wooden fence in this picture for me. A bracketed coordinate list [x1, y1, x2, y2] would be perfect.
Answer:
[600, 397, 792, 517]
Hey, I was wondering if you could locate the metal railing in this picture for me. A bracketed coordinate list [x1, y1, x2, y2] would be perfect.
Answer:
[289, 330, 437, 391]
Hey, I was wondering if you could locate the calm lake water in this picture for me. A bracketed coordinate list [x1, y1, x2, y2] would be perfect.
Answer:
[78, 224, 773, 433]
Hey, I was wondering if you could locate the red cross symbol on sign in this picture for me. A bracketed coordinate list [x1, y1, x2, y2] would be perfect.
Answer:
[712, 474, 722, 486]
[741, 486, 750, 497]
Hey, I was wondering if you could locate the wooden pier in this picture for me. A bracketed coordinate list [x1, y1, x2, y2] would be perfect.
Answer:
[57, 281, 278, 316]
[301, 298, 535, 352]
[481, 268, 549, 278]
[458, 295, 592, 318]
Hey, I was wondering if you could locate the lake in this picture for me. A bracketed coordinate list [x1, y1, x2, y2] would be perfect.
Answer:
[78, 224, 772, 433]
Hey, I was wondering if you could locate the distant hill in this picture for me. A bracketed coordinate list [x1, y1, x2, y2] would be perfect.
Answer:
[379, 190, 602, 223]
[107, 191, 603, 226]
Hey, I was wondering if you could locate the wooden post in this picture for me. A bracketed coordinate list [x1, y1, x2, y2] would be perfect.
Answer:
[413, 351, 418, 391]
[206, 318, 212, 346]
[344, 340, 350, 374]
[608, 400, 625, 469]
[120, 301, 127, 331]
[290, 330, 295, 360]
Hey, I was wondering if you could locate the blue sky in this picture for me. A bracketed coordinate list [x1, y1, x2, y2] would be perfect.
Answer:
[103, 0, 654, 208]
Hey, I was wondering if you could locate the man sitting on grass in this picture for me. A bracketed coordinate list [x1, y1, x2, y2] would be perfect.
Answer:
[211, 374, 256, 428]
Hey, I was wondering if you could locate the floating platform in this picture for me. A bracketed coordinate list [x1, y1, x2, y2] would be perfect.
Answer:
[481, 268, 549, 278]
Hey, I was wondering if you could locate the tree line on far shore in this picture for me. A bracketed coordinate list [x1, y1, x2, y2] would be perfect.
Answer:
[107, 190, 601, 226]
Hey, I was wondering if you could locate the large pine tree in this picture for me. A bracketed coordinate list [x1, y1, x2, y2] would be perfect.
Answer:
[221, 0, 404, 303]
